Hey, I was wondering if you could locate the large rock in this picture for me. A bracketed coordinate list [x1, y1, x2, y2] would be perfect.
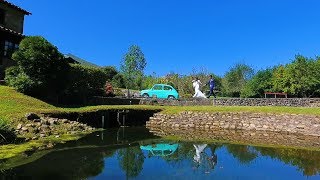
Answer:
[16, 123, 22, 130]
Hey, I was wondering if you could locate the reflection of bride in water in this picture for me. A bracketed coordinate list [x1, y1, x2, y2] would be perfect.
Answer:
[192, 77, 207, 98]
[193, 144, 217, 173]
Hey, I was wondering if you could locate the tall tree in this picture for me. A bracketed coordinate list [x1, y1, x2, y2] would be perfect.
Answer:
[271, 55, 320, 97]
[117, 146, 145, 178]
[120, 45, 147, 91]
[241, 68, 274, 98]
[222, 63, 254, 97]
[102, 66, 118, 81]
[6, 36, 70, 101]
[226, 145, 258, 164]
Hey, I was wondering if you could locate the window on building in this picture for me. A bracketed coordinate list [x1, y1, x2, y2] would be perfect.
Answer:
[4, 41, 19, 58]
[0, 9, 5, 25]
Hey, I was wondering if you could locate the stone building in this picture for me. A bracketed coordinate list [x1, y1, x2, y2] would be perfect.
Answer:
[0, 0, 30, 80]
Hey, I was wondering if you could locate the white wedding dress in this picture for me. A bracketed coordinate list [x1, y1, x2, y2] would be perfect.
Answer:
[193, 80, 207, 98]
[193, 144, 208, 163]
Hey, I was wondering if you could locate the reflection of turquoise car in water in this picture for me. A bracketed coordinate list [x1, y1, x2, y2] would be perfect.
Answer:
[140, 143, 179, 157]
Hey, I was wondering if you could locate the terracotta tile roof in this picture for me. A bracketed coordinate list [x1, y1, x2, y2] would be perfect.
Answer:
[0, 0, 31, 15]
[0, 25, 23, 36]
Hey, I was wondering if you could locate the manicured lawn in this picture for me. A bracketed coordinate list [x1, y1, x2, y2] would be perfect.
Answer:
[1, 85, 320, 126]
[160, 105, 320, 115]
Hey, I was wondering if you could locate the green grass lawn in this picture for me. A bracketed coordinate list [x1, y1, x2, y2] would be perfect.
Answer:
[1, 85, 320, 125]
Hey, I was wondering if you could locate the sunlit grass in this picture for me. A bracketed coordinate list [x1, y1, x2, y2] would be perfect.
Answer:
[1, 85, 320, 125]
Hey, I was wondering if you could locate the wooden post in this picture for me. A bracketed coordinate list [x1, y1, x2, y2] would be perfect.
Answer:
[122, 110, 126, 127]
[117, 112, 121, 126]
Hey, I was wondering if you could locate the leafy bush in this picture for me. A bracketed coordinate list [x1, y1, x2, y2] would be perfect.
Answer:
[113, 88, 125, 97]
[63, 64, 109, 103]
[102, 66, 118, 81]
[222, 64, 254, 97]
[241, 68, 274, 98]
[5, 67, 36, 94]
[6, 36, 70, 101]
[111, 74, 125, 88]
[271, 55, 320, 97]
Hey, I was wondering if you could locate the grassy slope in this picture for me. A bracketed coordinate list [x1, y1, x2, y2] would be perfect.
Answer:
[0, 86, 54, 122]
[1, 85, 320, 125]
[0, 86, 162, 124]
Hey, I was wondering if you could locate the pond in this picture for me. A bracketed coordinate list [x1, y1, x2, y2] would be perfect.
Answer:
[1, 127, 320, 179]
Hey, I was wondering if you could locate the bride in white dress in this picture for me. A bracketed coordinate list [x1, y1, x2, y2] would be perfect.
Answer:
[192, 77, 207, 98]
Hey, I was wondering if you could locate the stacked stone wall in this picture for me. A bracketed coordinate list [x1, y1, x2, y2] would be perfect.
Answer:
[140, 98, 320, 107]
[146, 112, 320, 136]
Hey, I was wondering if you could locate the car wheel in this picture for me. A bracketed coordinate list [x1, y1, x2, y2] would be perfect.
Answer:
[142, 93, 149, 98]
[168, 95, 175, 99]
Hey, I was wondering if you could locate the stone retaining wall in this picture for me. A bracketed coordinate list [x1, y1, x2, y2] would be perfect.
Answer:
[214, 98, 320, 107]
[140, 98, 320, 107]
[146, 112, 320, 137]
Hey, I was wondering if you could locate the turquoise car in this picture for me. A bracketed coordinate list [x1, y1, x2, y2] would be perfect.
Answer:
[140, 84, 179, 99]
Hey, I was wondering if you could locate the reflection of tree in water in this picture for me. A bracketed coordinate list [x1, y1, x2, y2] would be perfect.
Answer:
[255, 147, 320, 176]
[117, 146, 145, 178]
[226, 144, 258, 164]
[161, 143, 196, 170]
[0, 147, 115, 180]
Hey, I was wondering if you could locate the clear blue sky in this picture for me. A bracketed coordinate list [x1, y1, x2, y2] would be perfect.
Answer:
[9, 0, 320, 76]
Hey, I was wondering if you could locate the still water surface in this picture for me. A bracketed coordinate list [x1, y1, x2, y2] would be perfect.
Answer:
[1, 127, 320, 180]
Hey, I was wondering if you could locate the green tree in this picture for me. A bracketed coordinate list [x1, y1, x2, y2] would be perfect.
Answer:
[64, 64, 108, 104]
[117, 146, 145, 178]
[241, 68, 274, 97]
[271, 55, 320, 97]
[120, 45, 147, 90]
[6, 36, 70, 101]
[102, 66, 118, 81]
[141, 74, 158, 90]
[226, 145, 258, 164]
[222, 63, 254, 97]
[256, 146, 320, 176]
[111, 73, 125, 88]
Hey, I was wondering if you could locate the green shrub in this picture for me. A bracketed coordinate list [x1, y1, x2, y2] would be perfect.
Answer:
[5, 67, 37, 94]
[64, 64, 109, 103]
[102, 66, 118, 81]
[112, 74, 125, 88]
[6, 36, 70, 101]
[113, 88, 125, 97]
